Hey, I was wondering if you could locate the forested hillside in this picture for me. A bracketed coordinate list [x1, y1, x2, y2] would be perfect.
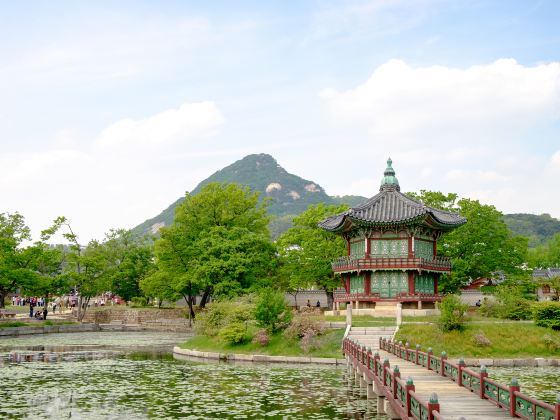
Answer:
[503, 213, 560, 247]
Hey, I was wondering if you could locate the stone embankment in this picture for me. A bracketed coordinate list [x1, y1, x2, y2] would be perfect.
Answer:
[79, 308, 191, 331]
[173, 347, 346, 365]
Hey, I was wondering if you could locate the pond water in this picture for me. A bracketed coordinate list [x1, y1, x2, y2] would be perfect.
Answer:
[487, 366, 560, 405]
[0, 332, 383, 419]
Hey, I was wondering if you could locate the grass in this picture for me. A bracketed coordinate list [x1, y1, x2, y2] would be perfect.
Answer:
[0, 321, 29, 328]
[181, 328, 345, 359]
[0, 320, 77, 329]
[395, 322, 560, 358]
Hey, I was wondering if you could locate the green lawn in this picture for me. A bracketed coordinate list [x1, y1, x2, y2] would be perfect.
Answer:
[395, 322, 560, 358]
[181, 328, 345, 359]
[324, 315, 396, 327]
[0, 320, 76, 329]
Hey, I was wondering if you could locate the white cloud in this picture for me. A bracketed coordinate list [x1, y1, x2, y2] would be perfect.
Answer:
[96, 102, 224, 148]
[321, 59, 560, 139]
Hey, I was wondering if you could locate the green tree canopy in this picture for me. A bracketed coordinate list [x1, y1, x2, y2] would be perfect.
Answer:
[153, 182, 273, 318]
[409, 192, 528, 292]
[276, 203, 348, 309]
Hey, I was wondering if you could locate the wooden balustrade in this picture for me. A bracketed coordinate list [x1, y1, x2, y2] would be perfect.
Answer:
[378, 337, 560, 420]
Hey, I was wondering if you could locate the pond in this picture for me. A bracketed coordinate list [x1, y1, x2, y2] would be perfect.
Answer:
[487, 366, 560, 405]
[0, 331, 383, 419]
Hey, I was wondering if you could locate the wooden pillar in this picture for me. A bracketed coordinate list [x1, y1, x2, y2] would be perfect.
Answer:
[408, 272, 415, 295]
[365, 272, 371, 295]
[434, 275, 439, 295]
[408, 236, 414, 258]
[345, 275, 350, 294]
[365, 237, 370, 257]
[432, 240, 437, 257]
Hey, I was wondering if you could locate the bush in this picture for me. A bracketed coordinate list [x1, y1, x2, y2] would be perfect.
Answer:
[251, 329, 270, 346]
[195, 301, 255, 337]
[494, 286, 533, 320]
[283, 315, 326, 340]
[219, 322, 247, 344]
[254, 288, 292, 333]
[438, 294, 468, 332]
[533, 301, 560, 330]
[130, 297, 148, 307]
[300, 330, 320, 354]
[542, 334, 560, 351]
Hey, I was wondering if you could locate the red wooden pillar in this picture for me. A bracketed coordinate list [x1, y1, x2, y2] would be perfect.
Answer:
[392, 366, 400, 397]
[479, 366, 488, 399]
[434, 275, 439, 295]
[408, 235, 414, 258]
[408, 272, 415, 295]
[427, 348, 433, 371]
[509, 378, 520, 417]
[382, 358, 390, 386]
[432, 240, 437, 257]
[365, 272, 371, 295]
[365, 237, 370, 257]
[428, 394, 440, 420]
[405, 377, 415, 417]
[415, 344, 420, 364]
[345, 275, 350, 294]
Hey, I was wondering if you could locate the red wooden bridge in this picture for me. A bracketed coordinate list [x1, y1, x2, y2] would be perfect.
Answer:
[343, 335, 560, 420]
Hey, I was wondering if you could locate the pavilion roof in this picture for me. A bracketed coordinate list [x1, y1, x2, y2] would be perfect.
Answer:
[319, 158, 466, 233]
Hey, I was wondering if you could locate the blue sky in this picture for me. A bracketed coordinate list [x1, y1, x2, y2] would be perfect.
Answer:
[1, 0, 559, 241]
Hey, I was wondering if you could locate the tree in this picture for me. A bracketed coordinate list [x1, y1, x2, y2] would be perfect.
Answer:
[0, 213, 64, 308]
[277, 204, 348, 309]
[528, 233, 560, 268]
[139, 269, 182, 308]
[409, 192, 528, 293]
[154, 182, 273, 319]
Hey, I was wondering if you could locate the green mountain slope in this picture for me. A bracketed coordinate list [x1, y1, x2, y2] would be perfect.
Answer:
[503, 213, 560, 247]
[132, 153, 359, 237]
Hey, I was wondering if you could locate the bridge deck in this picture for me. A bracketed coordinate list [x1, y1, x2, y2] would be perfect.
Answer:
[378, 349, 511, 420]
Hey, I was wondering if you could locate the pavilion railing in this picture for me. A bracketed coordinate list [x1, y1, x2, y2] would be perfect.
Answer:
[379, 338, 560, 420]
[332, 255, 452, 271]
[343, 338, 442, 420]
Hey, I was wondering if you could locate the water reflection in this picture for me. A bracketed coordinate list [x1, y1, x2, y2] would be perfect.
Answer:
[488, 366, 560, 404]
[0, 331, 384, 419]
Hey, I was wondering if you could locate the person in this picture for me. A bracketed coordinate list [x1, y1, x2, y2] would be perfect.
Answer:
[43, 307, 48, 320]
[29, 303, 34, 319]
[306, 300, 311, 307]
[475, 299, 481, 307]
[316, 300, 321, 308]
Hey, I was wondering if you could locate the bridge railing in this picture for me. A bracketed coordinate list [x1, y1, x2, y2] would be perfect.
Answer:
[343, 337, 441, 420]
[379, 337, 560, 420]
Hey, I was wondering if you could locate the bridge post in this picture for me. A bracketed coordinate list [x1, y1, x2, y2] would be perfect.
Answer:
[392, 366, 400, 396]
[405, 377, 415, 417]
[427, 393, 440, 420]
[415, 344, 420, 364]
[479, 365, 488, 399]
[509, 378, 520, 417]
[427, 347, 433, 371]
[440, 351, 447, 376]
[382, 358, 390, 386]
[554, 394, 560, 420]
[457, 358, 466, 387]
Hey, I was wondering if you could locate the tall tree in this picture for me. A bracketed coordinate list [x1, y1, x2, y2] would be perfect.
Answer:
[277, 204, 348, 309]
[154, 182, 272, 318]
[408, 192, 528, 292]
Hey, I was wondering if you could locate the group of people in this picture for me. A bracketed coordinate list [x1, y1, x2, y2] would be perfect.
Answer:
[11, 296, 45, 307]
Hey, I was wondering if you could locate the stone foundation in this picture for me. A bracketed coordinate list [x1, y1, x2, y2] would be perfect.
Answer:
[80, 308, 191, 331]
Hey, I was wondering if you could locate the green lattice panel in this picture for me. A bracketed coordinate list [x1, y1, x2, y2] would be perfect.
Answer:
[350, 240, 365, 257]
[350, 274, 365, 294]
[414, 239, 434, 260]
[415, 274, 434, 294]
[373, 271, 408, 297]
[370, 240, 407, 256]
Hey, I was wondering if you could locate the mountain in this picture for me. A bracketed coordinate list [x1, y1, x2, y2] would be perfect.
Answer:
[132, 153, 366, 237]
[503, 213, 560, 247]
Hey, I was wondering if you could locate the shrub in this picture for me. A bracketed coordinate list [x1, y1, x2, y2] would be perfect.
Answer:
[130, 297, 148, 307]
[254, 288, 292, 333]
[438, 294, 468, 332]
[533, 301, 560, 330]
[472, 331, 491, 347]
[219, 322, 247, 344]
[300, 330, 320, 354]
[283, 315, 326, 340]
[195, 301, 255, 337]
[494, 286, 534, 320]
[251, 329, 270, 346]
[542, 334, 560, 351]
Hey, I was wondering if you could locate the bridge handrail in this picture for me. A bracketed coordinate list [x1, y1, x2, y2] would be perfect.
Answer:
[344, 337, 442, 420]
[379, 337, 560, 420]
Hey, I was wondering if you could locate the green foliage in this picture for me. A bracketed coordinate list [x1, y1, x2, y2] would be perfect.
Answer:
[195, 301, 255, 337]
[154, 182, 274, 318]
[528, 233, 560, 268]
[482, 286, 534, 320]
[130, 297, 148, 307]
[438, 294, 468, 332]
[254, 288, 292, 333]
[409, 192, 529, 293]
[219, 322, 247, 344]
[276, 204, 348, 308]
[533, 301, 560, 330]
[283, 314, 326, 340]
[504, 213, 560, 248]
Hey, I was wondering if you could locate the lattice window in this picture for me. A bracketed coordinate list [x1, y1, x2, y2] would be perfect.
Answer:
[371, 240, 407, 256]
[414, 239, 434, 260]
[350, 240, 365, 257]
[415, 274, 434, 294]
[350, 274, 365, 294]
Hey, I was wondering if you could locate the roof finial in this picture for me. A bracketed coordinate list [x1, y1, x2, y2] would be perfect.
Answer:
[380, 157, 400, 191]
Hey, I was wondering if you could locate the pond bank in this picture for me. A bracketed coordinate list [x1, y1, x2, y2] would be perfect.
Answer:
[0, 323, 192, 338]
[173, 346, 346, 364]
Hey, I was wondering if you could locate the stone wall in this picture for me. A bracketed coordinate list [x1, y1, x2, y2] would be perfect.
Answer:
[81, 308, 190, 331]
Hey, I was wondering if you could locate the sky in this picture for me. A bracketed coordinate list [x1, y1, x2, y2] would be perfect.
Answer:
[1, 0, 560, 242]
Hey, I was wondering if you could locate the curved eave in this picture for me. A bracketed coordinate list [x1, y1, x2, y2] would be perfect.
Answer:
[422, 212, 467, 231]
